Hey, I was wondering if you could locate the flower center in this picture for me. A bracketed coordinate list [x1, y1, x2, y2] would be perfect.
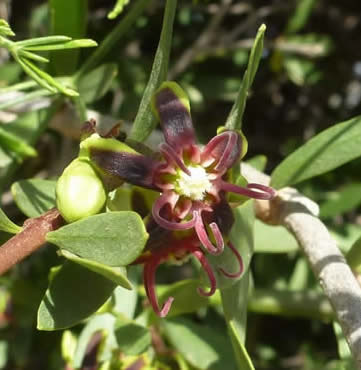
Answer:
[175, 165, 212, 201]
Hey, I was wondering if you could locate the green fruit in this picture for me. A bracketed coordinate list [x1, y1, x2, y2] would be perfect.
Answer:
[56, 158, 106, 223]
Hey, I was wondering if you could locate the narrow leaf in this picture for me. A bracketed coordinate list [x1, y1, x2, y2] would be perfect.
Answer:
[271, 116, 361, 189]
[225, 24, 266, 130]
[11, 179, 56, 218]
[228, 321, 255, 370]
[21, 58, 79, 96]
[49, 0, 88, 75]
[24, 39, 97, 51]
[108, 0, 130, 19]
[37, 262, 116, 330]
[15, 36, 72, 47]
[128, 0, 177, 142]
[0, 125, 37, 158]
[0, 208, 22, 234]
[18, 50, 49, 63]
[46, 212, 148, 267]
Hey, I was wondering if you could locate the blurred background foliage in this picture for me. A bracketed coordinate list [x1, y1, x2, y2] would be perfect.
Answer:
[1, 0, 361, 369]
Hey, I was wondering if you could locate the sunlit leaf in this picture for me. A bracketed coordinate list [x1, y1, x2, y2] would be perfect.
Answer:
[49, 0, 88, 75]
[46, 212, 148, 266]
[128, 0, 177, 142]
[271, 116, 361, 189]
[108, 0, 130, 19]
[225, 24, 266, 130]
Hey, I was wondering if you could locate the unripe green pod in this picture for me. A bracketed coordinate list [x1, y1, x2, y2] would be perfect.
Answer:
[56, 158, 107, 223]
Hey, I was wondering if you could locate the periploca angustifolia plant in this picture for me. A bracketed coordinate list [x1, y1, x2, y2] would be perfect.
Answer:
[56, 81, 276, 317]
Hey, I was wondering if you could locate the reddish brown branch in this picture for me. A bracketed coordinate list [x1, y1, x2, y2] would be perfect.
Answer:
[0, 208, 64, 275]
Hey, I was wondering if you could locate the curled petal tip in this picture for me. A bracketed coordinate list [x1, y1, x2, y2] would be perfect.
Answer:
[246, 183, 277, 200]
[221, 181, 276, 200]
[218, 242, 243, 279]
[194, 211, 222, 255]
[201, 131, 241, 172]
[152, 193, 196, 230]
[159, 142, 191, 175]
[192, 249, 217, 297]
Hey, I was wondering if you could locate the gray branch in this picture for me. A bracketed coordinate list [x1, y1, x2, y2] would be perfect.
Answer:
[242, 162, 361, 368]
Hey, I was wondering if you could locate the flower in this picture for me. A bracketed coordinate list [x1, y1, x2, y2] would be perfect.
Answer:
[135, 218, 244, 317]
[86, 81, 275, 253]
[81, 81, 276, 316]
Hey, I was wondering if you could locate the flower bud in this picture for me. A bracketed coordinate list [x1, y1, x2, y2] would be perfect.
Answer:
[56, 158, 106, 223]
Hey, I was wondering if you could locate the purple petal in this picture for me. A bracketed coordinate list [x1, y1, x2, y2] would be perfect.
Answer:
[201, 131, 242, 173]
[90, 149, 160, 190]
[154, 87, 196, 151]
[221, 181, 276, 200]
[152, 192, 196, 230]
[194, 210, 223, 255]
[144, 258, 174, 317]
[159, 142, 191, 175]
[218, 242, 243, 278]
[192, 249, 217, 296]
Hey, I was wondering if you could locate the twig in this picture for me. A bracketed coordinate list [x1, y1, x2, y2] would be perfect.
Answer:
[0, 208, 64, 275]
[242, 163, 361, 368]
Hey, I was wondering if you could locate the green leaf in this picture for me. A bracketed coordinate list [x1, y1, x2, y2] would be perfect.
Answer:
[0, 109, 56, 194]
[225, 24, 266, 130]
[333, 321, 352, 361]
[108, 0, 130, 19]
[0, 208, 22, 234]
[163, 317, 237, 370]
[128, 0, 177, 142]
[49, 0, 88, 75]
[0, 19, 15, 37]
[320, 183, 361, 219]
[46, 212, 148, 266]
[227, 321, 255, 370]
[21, 57, 78, 96]
[18, 49, 49, 63]
[77, 63, 118, 104]
[346, 234, 361, 273]
[11, 179, 56, 218]
[0, 125, 37, 158]
[111, 269, 139, 319]
[157, 279, 209, 317]
[73, 313, 117, 367]
[23, 39, 97, 51]
[15, 36, 71, 47]
[37, 262, 116, 330]
[286, 0, 318, 34]
[254, 220, 298, 253]
[115, 322, 151, 355]
[271, 115, 361, 189]
[60, 250, 132, 290]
